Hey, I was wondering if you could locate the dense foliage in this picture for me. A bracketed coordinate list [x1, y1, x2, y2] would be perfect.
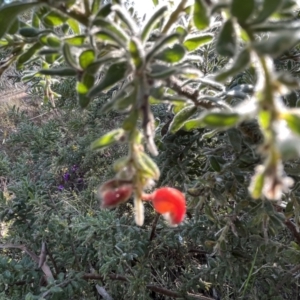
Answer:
[1, 0, 300, 299]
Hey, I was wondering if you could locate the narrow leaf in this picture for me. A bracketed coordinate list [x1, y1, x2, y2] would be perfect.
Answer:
[129, 37, 144, 69]
[79, 50, 95, 69]
[39, 68, 77, 77]
[91, 129, 125, 150]
[216, 19, 236, 57]
[169, 105, 197, 133]
[0, 1, 40, 39]
[141, 5, 168, 42]
[146, 33, 180, 62]
[156, 44, 186, 63]
[88, 61, 128, 98]
[252, 0, 284, 24]
[203, 112, 240, 127]
[193, 0, 210, 30]
[184, 33, 214, 51]
[62, 43, 79, 70]
[95, 3, 112, 18]
[215, 48, 251, 82]
[43, 10, 67, 27]
[231, 0, 255, 23]
[253, 30, 300, 58]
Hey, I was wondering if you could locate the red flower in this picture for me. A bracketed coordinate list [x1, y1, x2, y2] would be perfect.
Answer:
[150, 187, 186, 225]
[99, 179, 133, 208]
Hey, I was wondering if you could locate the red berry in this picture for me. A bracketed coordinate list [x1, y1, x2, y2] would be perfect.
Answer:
[151, 187, 186, 225]
[99, 179, 133, 208]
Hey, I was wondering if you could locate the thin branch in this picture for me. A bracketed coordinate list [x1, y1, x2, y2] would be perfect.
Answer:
[149, 213, 160, 241]
[166, 77, 227, 109]
[0, 243, 54, 281]
[95, 285, 114, 300]
[285, 219, 300, 245]
[1, 245, 212, 299]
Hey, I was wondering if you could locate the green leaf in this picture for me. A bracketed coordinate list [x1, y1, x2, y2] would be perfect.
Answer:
[193, 0, 210, 30]
[19, 27, 40, 38]
[62, 43, 79, 70]
[227, 128, 242, 152]
[253, 31, 300, 58]
[8, 19, 19, 35]
[231, 0, 255, 23]
[39, 68, 77, 77]
[183, 34, 214, 51]
[93, 18, 129, 43]
[32, 12, 40, 28]
[88, 61, 128, 98]
[169, 105, 198, 133]
[202, 112, 240, 127]
[17, 42, 42, 66]
[43, 10, 68, 27]
[78, 73, 95, 108]
[182, 118, 205, 131]
[252, 0, 284, 24]
[67, 18, 80, 34]
[282, 111, 300, 135]
[156, 44, 186, 63]
[95, 3, 112, 18]
[129, 37, 144, 69]
[141, 5, 168, 42]
[92, 0, 101, 14]
[79, 50, 95, 69]
[215, 48, 251, 82]
[77, 73, 95, 95]
[250, 170, 265, 199]
[46, 35, 61, 48]
[122, 109, 139, 131]
[146, 33, 180, 62]
[209, 156, 221, 172]
[64, 35, 86, 46]
[91, 129, 125, 150]
[216, 18, 236, 57]
[152, 0, 159, 5]
[135, 151, 161, 179]
[95, 29, 127, 47]
[148, 65, 179, 79]
[113, 4, 138, 34]
[0, 1, 40, 39]
[86, 51, 124, 74]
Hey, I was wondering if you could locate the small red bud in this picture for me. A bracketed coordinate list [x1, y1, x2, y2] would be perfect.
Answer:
[99, 179, 133, 208]
[151, 187, 186, 225]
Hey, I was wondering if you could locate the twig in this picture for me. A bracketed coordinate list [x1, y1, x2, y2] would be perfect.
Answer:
[285, 219, 300, 245]
[149, 213, 160, 241]
[166, 77, 227, 109]
[95, 285, 114, 300]
[38, 241, 47, 268]
[0, 243, 54, 282]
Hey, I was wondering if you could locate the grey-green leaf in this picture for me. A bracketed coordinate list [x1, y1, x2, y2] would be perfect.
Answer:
[203, 112, 240, 127]
[156, 44, 186, 63]
[169, 105, 197, 133]
[215, 48, 251, 82]
[184, 34, 214, 51]
[216, 19, 236, 57]
[88, 61, 128, 98]
[91, 129, 125, 150]
[231, 0, 255, 23]
[141, 5, 168, 42]
[252, 0, 284, 24]
[253, 31, 300, 58]
[39, 68, 77, 77]
[193, 0, 210, 30]
[0, 1, 40, 39]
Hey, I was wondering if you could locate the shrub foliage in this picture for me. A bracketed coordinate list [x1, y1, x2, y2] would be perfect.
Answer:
[1, 0, 300, 299]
